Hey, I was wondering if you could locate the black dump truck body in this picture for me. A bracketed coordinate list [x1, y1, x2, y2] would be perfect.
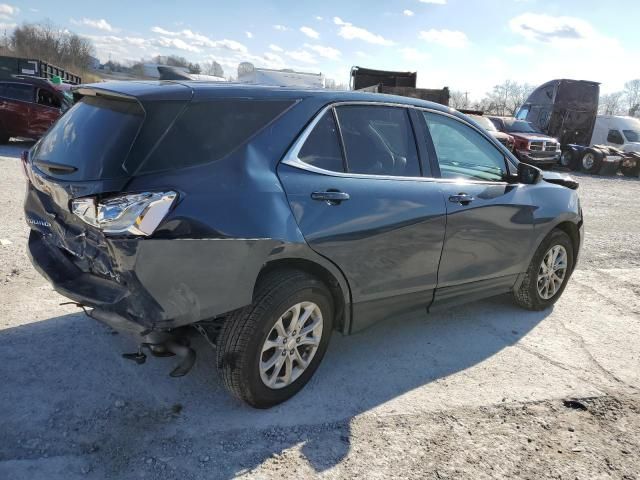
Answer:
[350, 66, 450, 106]
[515, 79, 599, 147]
[0, 55, 82, 84]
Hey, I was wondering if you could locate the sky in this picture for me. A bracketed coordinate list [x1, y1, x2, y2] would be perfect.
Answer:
[2, 0, 639, 99]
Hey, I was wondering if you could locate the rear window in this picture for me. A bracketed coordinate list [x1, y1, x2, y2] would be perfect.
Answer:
[136, 99, 294, 173]
[32, 96, 144, 180]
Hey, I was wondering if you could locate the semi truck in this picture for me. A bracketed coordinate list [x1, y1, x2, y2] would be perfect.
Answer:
[516, 79, 639, 176]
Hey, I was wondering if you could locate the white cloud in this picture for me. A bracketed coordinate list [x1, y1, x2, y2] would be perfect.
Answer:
[403, 9, 415, 16]
[300, 26, 319, 39]
[285, 49, 317, 64]
[0, 4, 18, 19]
[355, 50, 371, 59]
[419, 0, 447, 4]
[333, 17, 394, 46]
[153, 37, 201, 53]
[509, 13, 608, 45]
[419, 29, 468, 48]
[401, 47, 430, 62]
[504, 44, 533, 55]
[245, 31, 253, 39]
[269, 44, 284, 52]
[304, 43, 341, 60]
[273, 24, 288, 31]
[315, 16, 323, 21]
[70, 18, 116, 32]
[150, 27, 248, 53]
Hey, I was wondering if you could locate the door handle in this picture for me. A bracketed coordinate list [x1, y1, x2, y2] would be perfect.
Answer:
[449, 193, 474, 205]
[311, 190, 350, 205]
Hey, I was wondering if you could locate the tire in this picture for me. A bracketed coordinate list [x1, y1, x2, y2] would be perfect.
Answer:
[621, 162, 640, 178]
[514, 229, 574, 311]
[580, 148, 603, 174]
[216, 269, 334, 408]
[560, 150, 579, 171]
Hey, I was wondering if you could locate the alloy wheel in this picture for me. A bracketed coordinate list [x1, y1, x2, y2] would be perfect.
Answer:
[582, 153, 595, 170]
[536, 245, 568, 300]
[259, 301, 323, 389]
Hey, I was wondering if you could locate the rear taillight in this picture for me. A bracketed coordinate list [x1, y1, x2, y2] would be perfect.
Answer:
[71, 191, 177, 236]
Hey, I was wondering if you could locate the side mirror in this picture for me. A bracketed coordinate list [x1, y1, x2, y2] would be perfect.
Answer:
[517, 162, 542, 185]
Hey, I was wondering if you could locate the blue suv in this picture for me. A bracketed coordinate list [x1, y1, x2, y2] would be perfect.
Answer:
[24, 81, 583, 408]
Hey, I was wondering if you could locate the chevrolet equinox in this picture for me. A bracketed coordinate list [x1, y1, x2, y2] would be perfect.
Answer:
[24, 81, 583, 408]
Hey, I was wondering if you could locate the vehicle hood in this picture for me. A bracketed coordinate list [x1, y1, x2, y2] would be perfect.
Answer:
[540, 170, 579, 190]
[509, 132, 558, 142]
[623, 142, 640, 153]
[489, 131, 512, 141]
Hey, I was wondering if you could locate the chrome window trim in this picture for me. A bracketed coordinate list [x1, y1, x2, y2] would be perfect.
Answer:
[281, 101, 514, 186]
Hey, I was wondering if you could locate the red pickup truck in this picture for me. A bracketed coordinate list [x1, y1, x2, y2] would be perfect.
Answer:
[0, 76, 72, 143]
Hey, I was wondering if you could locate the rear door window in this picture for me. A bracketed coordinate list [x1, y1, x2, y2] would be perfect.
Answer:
[138, 99, 294, 173]
[298, 111, 345, 172]
[335, 105, 421, 177]
[0, 83, 34, 102]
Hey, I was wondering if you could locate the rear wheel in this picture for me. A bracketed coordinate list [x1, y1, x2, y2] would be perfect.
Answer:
[560, 150, 579, 171]
[216, 269, 333, 408]
[514, 229, 574, 311]
[580, 149, 603, 174]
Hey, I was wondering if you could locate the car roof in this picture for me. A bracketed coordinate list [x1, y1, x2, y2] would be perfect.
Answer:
[77, 80, 455, 115]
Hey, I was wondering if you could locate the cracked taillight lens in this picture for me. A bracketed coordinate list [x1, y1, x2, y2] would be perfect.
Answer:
[71, 191, 177, 236]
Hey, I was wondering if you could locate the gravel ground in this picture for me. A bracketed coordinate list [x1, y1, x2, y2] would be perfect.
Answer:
[0, 141, 639, 479]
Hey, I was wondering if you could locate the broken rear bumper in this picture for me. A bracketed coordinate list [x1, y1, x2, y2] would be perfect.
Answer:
[27, 230, 278, 330]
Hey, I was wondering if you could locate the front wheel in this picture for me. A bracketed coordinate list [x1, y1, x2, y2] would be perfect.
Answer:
[216, 269, 333, 408]
[514, 229, 574, 311]
[560, 150, 579, 171]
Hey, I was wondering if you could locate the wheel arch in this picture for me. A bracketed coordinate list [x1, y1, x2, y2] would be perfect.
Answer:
[551, 220, 581, 272]
[254, 257, 351, 334]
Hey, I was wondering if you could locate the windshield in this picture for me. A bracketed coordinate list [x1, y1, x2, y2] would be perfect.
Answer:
[469, 115, 497, 132]
[504, 120, 541, 134]
[623, 130, 639, 142]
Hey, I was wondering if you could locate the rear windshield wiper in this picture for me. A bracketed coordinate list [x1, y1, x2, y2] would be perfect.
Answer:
[34, 159, 78, 175]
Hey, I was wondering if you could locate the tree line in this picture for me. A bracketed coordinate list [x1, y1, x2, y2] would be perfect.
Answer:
[450, 80, 640, 118]
[1, 22, 95, 73]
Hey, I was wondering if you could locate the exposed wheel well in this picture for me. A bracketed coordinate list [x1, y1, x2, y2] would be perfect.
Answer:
[554, 221, 580, 271]
[254, 259, 348, 333]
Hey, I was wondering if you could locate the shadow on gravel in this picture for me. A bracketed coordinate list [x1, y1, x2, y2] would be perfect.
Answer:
[0, 295, 550, 479]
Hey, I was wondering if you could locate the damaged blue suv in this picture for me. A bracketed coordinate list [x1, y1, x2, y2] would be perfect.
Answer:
[24, 81, 583, 408]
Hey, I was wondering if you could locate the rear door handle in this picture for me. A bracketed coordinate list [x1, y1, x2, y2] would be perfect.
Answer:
[311, 190, 350, 204]
[448, 193, 474, 205]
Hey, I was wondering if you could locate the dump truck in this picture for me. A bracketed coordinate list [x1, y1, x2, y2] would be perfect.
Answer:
[350, 66, 450, 106]
[0, 55, 82, 85]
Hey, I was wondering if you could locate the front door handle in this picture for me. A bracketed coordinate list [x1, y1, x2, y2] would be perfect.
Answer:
[311, 190, 350, 205]
[449, 193, 474, 205]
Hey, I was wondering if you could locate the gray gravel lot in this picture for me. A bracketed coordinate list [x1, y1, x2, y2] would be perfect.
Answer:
[0, 141, 639, 479]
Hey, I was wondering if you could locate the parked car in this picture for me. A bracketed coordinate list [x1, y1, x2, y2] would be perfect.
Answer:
[24, 82, 583, 408]
[0, 76, 72, 143]
[466, 114, 514, 151]
[488, 116, 561, 168]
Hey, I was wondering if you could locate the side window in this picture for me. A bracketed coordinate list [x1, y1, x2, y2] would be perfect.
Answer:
[1, 83, 34, 102]
[298, 111, 345, 172]
[607, 129, 624, 145]
[335, 105, 421, 177]
[515, 106, 529, 120]
[36, 89, 61, 109]
[423, 112, 507, 182]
